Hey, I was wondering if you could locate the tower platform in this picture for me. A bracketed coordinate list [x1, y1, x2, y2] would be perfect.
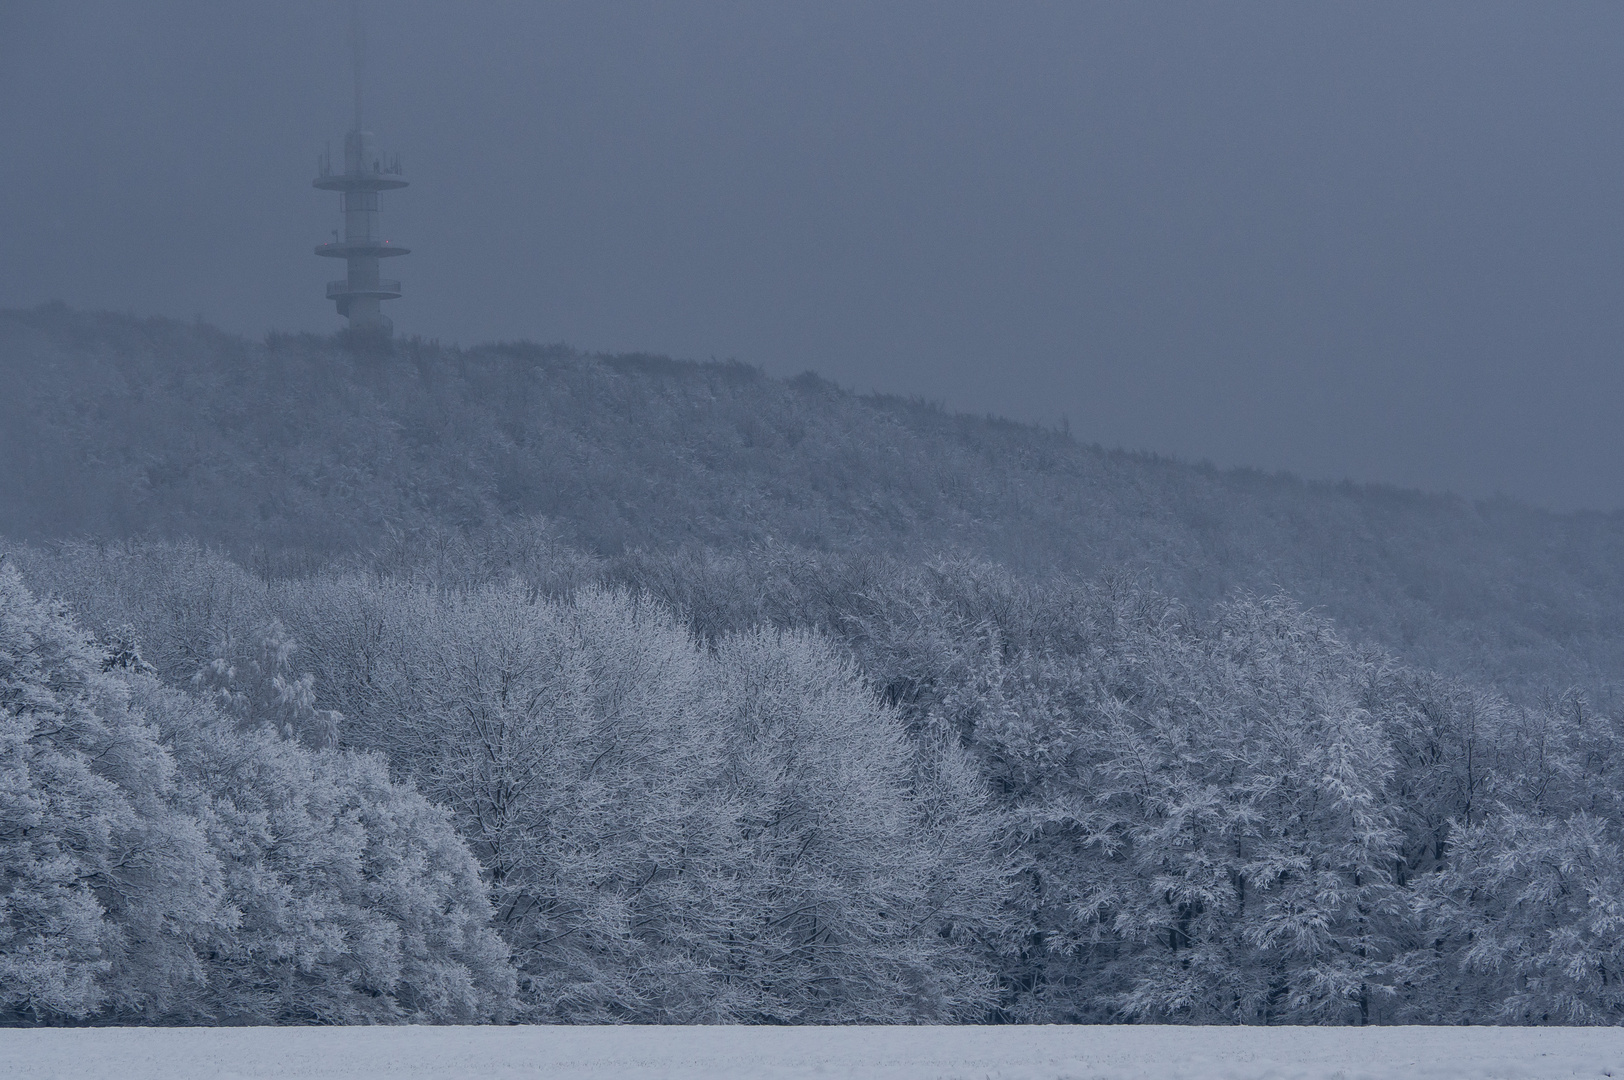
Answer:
[313, 168, 408, 192]
[315, 241, 410, 258]
[327, 279, 402, 301]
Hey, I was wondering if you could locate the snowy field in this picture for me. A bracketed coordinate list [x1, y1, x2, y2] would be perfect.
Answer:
[3, 1025, 1622, 1080]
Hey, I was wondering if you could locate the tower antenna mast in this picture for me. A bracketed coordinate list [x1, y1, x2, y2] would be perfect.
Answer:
[315, 0, 409, 336]
[349, 0, 364, 133]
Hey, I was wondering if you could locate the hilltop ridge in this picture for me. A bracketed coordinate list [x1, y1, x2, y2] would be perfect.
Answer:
[3, 302, 1622, 694]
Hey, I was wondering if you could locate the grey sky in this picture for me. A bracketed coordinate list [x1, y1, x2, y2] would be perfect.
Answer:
[4, 1, 1624, 510]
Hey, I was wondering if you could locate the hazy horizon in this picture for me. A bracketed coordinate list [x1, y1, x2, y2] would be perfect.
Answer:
[5, 1, 1624, 510]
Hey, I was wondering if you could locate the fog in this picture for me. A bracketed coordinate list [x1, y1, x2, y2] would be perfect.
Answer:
[4, 1, 1623, 510]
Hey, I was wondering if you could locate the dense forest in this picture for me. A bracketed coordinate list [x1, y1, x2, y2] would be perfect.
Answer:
[6, 304, 1624, 1025]
[8, 303, 1624, 698]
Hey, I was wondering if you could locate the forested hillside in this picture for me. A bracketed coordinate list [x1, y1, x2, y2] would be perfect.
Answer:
[3, 303, 1622, 696]
[8, 304, 1624, 1026]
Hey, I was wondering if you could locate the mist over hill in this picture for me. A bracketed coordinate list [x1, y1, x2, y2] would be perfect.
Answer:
[3, 302, 1620, 696]
[11, 303, 1624, 1025]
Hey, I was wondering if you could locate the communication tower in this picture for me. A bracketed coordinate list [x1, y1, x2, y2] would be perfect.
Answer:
[315, 1, 408, 333]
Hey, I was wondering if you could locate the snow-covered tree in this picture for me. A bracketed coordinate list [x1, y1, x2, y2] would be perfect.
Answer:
[366, 582, 730, 1019]
[834, 564, 1414, 1022]
[0, 563, 515, 1024]
[363, 580, 999, 1021]
[138, 679, 516, 1024]
[708, 626, 1000, 1021]
[0, 562, 225, 1022]
[1416, 811, 1624, 1024]
[189, 618, 342, 747]
[27, 537, 1624, 1027]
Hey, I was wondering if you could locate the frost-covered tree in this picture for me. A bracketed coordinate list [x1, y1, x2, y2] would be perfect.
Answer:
[832, 564, 1413, 1023]
[708, 627, 1000, 1022]
[0, 563, 515, 1025]
[138, 680, 516, 1024]
[363, 581, 999, 1021]
[1415, 811, 1624, 1024]
[1091, 598, 1407, 1025]
[13, 540, 272, 688]
[0, 562, 224, 1022]
[368, 583, 729, 1020]
[189, 618, 343, 747]
[27, 537, 1624, 1026]
[1392, 688, 1624, 1024]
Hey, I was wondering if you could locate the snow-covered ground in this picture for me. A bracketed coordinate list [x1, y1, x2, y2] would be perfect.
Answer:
[3, 1025, 1622, 1080]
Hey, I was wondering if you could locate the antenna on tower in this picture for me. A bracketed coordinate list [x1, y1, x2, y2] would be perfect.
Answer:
[348, 0, 365, 133]
[315, 0, 409, 338]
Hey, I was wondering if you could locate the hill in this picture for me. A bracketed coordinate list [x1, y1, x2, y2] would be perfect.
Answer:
[3, 301, 1622, 695]
[10, 304, 1624, 1026]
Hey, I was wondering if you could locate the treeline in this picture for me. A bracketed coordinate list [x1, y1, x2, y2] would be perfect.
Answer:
[7, 304, 1624, 698]
[9, 539, 1624, 1025]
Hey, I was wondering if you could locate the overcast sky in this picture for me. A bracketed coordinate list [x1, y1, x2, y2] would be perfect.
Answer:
[5, 1, 1624, 510]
